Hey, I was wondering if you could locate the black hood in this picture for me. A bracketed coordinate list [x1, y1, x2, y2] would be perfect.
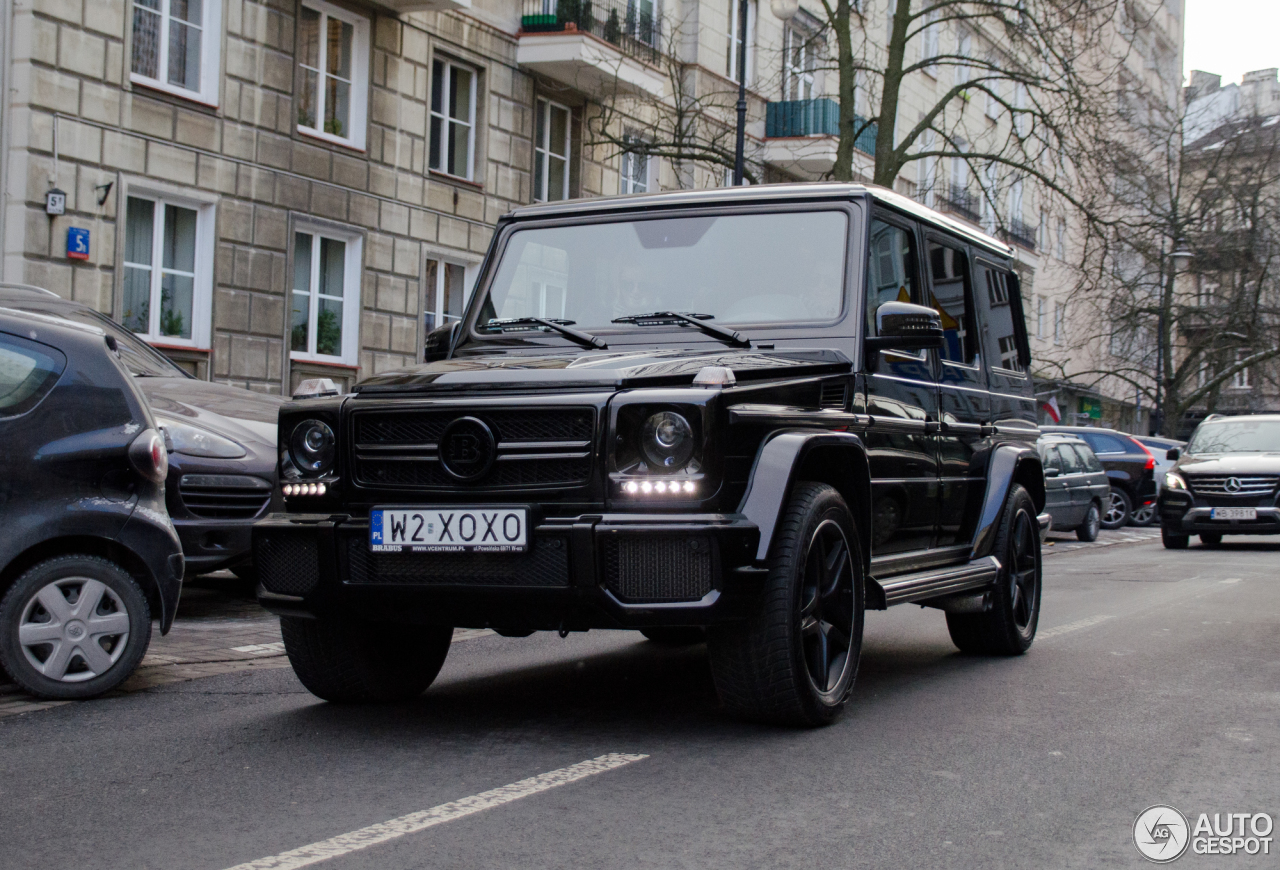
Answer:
[136, 377, 284, 449]
[353, 347, 853, 394]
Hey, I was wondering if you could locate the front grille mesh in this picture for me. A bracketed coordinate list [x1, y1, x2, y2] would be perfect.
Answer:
[354, 408, 593, 445]
[257, 532, 319, 596]
[602, 535, 714, 602]
[1188, 475, 1279, 497]
[356, 457, 591, 488]
[345, 535, 570, 587]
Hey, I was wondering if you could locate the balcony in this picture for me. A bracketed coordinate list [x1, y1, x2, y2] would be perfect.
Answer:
[1000, 218, 1037, 251]
[517, 0, 666, 99]
[761, 99, 876, 180]
[936, 183, 981, 225]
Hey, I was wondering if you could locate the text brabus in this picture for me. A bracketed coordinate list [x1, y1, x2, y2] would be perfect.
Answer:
[370, 507, 528, 553]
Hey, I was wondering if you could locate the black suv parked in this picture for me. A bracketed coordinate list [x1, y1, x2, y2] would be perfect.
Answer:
[255, 184, 1048, 725]
[0, 285, 283, 578]
[1159, 414, 1280, 548]
[0, 306, 182, 699]
[1039, 426, 1156, 528]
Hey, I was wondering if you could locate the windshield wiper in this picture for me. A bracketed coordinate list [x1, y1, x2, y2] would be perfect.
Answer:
[483, 317, 607, 350]
[611, 311, 751, 348]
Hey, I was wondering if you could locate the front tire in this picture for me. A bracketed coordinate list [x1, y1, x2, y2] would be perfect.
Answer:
[946, 485, 1041, 656]
[0, 556, 152, 700]
[708, 482, 865, 726]
[1076, 502, 1102, 542]
[1101, 489, 1132, 530]
[1162, 528, 1189, 549]
[281, 617, 452, 703]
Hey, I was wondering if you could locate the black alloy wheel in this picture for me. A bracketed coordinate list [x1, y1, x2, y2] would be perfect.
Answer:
[799, 519, 858, 697]
[946, 484, 1041, 655]
[1101, 489, 1132, 530]
[1076, 501, 1101, 542]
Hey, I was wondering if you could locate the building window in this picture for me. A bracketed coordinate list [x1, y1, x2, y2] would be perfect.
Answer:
[430, 59, 477, 180]
[1053, 300, 1064, 345]
[291, 226, 362, 365]
[985, 58, 1002, 119]
[121, 194, 214, 347]
[534, 98, 571, 203]
[955, 31, 972, 88]
[130, 0, 223, 104]
[1230, 350, 1251, 389]
[1055, 217, 1067, 260]
[921, 9, 939, 73]
[783, 24, 816, 100]
[726, 0, 756, 85]
[620, 138, 653, 194]
[297, 0, 370, 149]
[1197, 279, 1218, 307]
[423, 259, 471, 333]
[1036, 295, 1046, 337]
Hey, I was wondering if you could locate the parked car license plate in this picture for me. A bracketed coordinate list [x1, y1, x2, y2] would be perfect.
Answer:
[370, 508, 528, 553]
[1210, 507, 1256, 520]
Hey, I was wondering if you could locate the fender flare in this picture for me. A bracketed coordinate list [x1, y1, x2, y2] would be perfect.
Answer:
[970, 443, 1044, 561]
[737, 430, 872, 578]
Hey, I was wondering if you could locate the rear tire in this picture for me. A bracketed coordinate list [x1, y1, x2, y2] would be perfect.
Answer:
[946, 485, 1041, 656]
[1076, 502, 1101, 542]
[640, 627, 707, 645]
[1162, 528, 1189, 549]
[1199, 533, 1223, 548]
[281, 617, 452, 703]
[1100, 489, 1132, 530]
[0, 556, 151, 700]
[708, 482, 864, 726]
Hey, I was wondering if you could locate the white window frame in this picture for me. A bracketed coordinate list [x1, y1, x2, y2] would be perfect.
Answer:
[1055, 217, 1067, 260]
[296, 0, 370, 151]
[119, 188, 216, 350]
[985, 62, 1002, 119]
[783, 24, 816, 100]
[921, 9, 939, 76]
[429, 58, 479, 181]
[129, 0, 223, 105]
[1053, 301, 1064, 345]
[955, 31, 972, 89]
[1036, 295, 1046, 338]
[620, 138, 655, 194]
[423, 257, 477, 332]
[290, 222, 363, 366]
[727, 0, 756, 85]
[1230, 350, 1251, 389]
[534, 97, 572, 203]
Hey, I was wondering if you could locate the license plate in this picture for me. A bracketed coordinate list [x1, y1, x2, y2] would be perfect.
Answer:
[370, 508, 528, 553]
[1211, 508, 1256, 521]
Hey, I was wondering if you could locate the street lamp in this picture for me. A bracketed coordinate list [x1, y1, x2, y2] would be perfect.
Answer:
[733, 0, 799, 185]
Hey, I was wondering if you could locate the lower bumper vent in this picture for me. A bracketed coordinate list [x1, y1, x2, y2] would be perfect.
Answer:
[257, 532, 319, 596]
[602, 535, 714, 602]
[345, 535, 570, 587]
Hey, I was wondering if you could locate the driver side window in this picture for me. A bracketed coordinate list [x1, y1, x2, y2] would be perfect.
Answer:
[866, 218, 918, 338]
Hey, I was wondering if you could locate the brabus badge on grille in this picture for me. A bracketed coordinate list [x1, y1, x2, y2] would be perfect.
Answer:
[439, 417, 496, 481]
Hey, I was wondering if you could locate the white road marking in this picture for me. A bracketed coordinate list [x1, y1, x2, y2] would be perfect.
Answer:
[231, 642, 286, 656]
[1037, 614, 1115, 639]
[222, 753, 648, 870]
[1220, 578, 1243, 585]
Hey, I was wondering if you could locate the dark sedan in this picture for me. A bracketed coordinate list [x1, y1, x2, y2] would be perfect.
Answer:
[1040, 425, 1156, 529]
[1037, 434, 1110, 541]
[0, 285, 282, 578]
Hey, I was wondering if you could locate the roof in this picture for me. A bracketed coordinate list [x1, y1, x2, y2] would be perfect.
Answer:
[506, 182, 1015, 258]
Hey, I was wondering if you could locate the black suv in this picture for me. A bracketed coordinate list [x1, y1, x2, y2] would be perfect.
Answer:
[0, 305, 182, 699]
[255, 184, 1048, 725]
[1039, 426, 1156, 528]
[1159, 414, 1280, 548]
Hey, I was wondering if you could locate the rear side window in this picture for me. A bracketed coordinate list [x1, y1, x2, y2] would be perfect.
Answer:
[927, 241, 978, 366]
[1079, 432, 1130, 455]
[1040, 444, 1062, 473]
[1071, 444, 1104, 472]
[976, 264, 1028, 373]
[0, 332, 66, 417]
[1056, 444, 1083, 474]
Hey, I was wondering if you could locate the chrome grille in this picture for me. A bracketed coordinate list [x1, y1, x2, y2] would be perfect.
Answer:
[178, 474, 272, 519]
[1187, 475, 1279, 497]
[352, 406, 595, 490]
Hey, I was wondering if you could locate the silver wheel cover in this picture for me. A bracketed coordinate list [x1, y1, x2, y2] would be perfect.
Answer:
[18, 578, 131, 682]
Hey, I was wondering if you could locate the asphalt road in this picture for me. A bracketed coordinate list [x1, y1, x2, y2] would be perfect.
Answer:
[1, 536, 1277, 870]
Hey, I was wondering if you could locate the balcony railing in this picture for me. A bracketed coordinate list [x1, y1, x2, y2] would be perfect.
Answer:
[1000, 218, 1037, 251]
[764, 99, 877, 155]
[936, 183, 981, 224]
[521, 0, 661, 65]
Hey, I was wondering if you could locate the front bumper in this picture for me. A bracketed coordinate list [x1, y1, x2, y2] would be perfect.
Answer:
[1159, 492, 1280, 535]
[253, 512, 763, 630]
[175, 519, 255, 575]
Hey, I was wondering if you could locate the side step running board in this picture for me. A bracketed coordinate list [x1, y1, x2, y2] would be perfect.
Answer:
[875, 556, 1002, 607]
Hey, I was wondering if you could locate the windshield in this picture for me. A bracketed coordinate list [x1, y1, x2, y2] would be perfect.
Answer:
[478, 210, 849, 333]
[1186, 418, 1280, 454]
[67, 309, 188, 377]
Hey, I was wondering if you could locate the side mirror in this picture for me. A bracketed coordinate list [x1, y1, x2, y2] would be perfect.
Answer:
[864, 302, 946, 363]
[425, 320, 461, 363]
[1044, 467, 1060, 478]
[1166, 447, 1180, 461]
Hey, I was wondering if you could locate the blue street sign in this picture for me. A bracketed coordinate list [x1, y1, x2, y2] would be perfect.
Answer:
[67, 227, 90, 260]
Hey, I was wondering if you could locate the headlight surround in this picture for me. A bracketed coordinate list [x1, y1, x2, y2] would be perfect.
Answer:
[1165, 471, 1187, 491]
[289, 419, 336, 475]
[640, 411, 695, 470]
[157, 417, 247, 459]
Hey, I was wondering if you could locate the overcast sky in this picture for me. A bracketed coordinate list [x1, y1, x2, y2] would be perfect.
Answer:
[1183, 0, 1280, 86]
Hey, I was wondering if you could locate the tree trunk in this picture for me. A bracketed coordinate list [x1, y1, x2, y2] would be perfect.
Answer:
[831, 0, 855, 181]
[870, 0, 909, 187]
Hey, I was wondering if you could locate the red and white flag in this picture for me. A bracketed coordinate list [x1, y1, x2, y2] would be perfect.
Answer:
[1041, 396, 1062, 423]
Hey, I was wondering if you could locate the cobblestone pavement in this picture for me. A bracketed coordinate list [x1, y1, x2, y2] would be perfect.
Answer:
[0, 574, 494, 719]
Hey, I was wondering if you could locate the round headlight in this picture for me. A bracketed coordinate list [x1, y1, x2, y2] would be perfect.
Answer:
[641, 411, 694, 470]
[289, 419, 336, 474]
